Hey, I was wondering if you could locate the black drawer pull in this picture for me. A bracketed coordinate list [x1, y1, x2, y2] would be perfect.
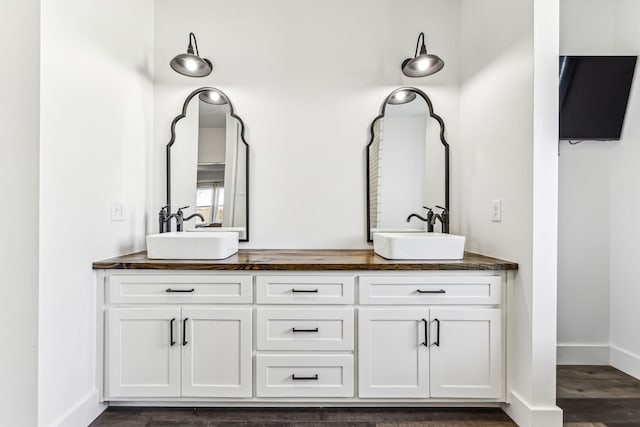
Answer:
[291, 288, 319, 293]
[420, 318, 428, 347]
[434, 318, 440, 347]
[292, 328, 319, 333]
[182, 318, 189, 346]
[292, 374, 318, 381]
[170, 318, 176, 346]
[416, 289, 446, 294]
[166, 288, 195, 293]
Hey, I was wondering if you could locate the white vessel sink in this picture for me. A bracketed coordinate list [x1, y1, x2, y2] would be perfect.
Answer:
[373, 232, 465, 260]
[146, 232, 239, 260]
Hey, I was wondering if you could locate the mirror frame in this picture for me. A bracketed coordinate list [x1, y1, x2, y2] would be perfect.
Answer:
[166, 87, 250, 241]
[365, 86, 449, 242]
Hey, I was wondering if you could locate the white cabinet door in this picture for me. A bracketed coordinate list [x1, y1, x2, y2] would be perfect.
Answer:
[181, 307, 252, 397]
[107, 307, 181, 397]
[358, 307, 429, 398]
[429, 308, 502, 398]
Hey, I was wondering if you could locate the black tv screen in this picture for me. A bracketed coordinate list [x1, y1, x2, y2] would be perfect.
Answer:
[559, 56, 637, 140]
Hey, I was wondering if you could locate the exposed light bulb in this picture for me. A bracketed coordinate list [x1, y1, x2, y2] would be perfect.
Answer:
[185, 58, 198, 72]
[209, 92, 221, 102]
[395, 91, 407, 101]
[416, 58, 430, 71]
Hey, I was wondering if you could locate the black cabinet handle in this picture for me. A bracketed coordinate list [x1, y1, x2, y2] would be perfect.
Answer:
[182, 318, 189, 346]
[170, 318, 176, 346]
[421, 318, 428, 347]
[166, 288, 195, 293]
[416, 289, 446, 294]
[292, 374, 318, 380]
[291, 288, 319, 293]
[292, 328, 319, 333]
[434, 318, 440, 347]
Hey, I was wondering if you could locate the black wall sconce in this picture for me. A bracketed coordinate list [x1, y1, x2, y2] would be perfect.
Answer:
[170, 32, 213, 77]
[401, 32, 444, 77]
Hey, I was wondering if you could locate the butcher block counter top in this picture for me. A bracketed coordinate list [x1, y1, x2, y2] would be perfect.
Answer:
[93, 249, 518, 271]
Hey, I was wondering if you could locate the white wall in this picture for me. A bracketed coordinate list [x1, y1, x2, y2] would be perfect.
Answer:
[153, 0, 461, 247]
[39, 1, 154, 425]
[460, 0, 561, 425]
[558, 0, 614, 365]
[559, 0, 640, 375]
[0, 0, 40, 425]
[608, 0, 640, 378]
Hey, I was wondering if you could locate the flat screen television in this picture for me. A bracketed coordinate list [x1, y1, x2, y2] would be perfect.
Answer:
[559, 55, 637, 141]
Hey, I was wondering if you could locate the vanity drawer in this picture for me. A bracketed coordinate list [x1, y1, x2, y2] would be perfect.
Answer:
[256, 354, 354, 397]
[256, 308, 354, 351]
[359, 276, 501, 305]
[107, 275, 252, 304]
[255, 275, 354, 304]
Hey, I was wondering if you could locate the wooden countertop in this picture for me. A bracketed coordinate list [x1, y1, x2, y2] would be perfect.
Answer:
[92, 249, 518, 271]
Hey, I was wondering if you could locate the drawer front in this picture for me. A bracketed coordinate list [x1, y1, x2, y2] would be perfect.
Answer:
[359, 276, 501, 305]
[256, 354, 354, 397]
[256, 308, 354, 351]
[108, 275, 252, 304]
[255, 275, 354, 304]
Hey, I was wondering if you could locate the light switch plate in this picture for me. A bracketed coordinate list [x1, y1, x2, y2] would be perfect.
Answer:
[111, 200, 125, 221]
[491, 199, 502, 222]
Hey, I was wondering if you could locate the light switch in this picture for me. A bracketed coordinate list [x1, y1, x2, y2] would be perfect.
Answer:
[491, 199, 502, 222]
[111, 200, 125, 221]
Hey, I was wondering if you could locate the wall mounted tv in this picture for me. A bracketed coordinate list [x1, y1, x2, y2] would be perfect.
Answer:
[559, 55, 637, 141]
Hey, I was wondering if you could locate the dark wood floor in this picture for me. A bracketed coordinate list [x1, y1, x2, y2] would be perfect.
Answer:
[91, 366, 640, 427]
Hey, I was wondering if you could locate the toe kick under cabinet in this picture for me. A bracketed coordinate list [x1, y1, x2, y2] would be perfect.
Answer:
[97, 270, 507, 405]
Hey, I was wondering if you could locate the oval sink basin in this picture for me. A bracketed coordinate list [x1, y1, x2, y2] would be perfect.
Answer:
[373, 232, 465, 260]
[146, 232, 239, 260]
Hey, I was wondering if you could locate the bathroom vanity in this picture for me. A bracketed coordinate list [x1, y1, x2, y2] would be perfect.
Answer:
[93, 250, 517, 407]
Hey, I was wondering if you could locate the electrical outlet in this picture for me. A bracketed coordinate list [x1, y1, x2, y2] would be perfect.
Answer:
[491, 199, 502, 222]
[111, 200, 125, 221]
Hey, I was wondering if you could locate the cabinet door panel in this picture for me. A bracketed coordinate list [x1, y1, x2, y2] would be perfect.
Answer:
[181, 307, 252, 397]
[107, 307, 181, 397]
[358, 308, 429, 398]
[429, 308, 502, 398]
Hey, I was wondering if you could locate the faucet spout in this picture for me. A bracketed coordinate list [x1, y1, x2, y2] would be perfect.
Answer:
[185, 213, 205, 223]
[406, 213, 428, 223]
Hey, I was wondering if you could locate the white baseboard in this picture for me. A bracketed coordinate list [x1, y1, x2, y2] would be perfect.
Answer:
[610, 346, 640, 380]
[50, 390, 106, 427]
[557, 344, 610, 365]
[502, 391, 563, 427]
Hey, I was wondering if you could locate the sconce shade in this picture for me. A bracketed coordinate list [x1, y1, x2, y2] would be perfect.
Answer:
[401, 33, 444, 77]
[387, 90, 417, 105]
[170, 33, 212, 77]
[199, 90, 228, 105]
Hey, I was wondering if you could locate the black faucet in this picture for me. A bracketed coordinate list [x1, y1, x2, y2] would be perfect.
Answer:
[407, 205, 450, 233]
[175, 206, 205, 232]
[159, 206, 172, 233]
[434, 205, 450, 234]
[407, 206, 436, 232]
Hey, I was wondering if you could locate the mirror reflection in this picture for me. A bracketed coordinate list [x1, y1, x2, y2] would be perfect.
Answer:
[367, 88, 449, 242]
[168, 88, 249, 241]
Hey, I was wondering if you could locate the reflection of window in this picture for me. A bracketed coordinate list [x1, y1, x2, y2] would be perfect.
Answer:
[196, 185, 224, 224]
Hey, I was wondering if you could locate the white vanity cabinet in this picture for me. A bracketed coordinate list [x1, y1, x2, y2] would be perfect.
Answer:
[97, 265, 509, 405]
[357, 275, 503, 400]
[103, 274, 253, 399]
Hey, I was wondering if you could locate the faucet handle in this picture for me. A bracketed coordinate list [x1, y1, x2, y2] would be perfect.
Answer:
[177, 206, 189, 214]
[422, 206, 433, 212]
[435, 205, 448, 213]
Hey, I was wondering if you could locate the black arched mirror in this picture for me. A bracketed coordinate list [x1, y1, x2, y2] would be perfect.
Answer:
[167, 87, 250, 241]
[366, 87, 449, 242]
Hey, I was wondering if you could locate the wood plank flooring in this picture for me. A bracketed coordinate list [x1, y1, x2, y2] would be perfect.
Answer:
[557, 365, 640, 426]
[91, 366, 640, 427]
